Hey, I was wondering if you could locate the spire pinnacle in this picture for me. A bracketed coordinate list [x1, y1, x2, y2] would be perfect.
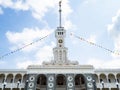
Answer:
[59, 0, 62, 27]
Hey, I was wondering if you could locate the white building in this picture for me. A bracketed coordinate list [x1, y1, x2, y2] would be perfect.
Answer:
[0, 1, 120, 90]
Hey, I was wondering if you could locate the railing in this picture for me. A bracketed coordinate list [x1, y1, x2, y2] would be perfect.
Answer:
[96, 83, 119, 88]
[1, 82, 119, 89]
[0, 83, 25, 88]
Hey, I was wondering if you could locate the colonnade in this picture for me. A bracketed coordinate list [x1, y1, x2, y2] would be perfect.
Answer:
[0, 73, 27, 90]
[95, 73, 120, 90]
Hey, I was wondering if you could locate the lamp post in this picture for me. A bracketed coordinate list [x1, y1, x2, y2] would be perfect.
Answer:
[101, 81, 104, 89]
[17, 81, 20, 89]
[116, 82, 119, 90]
[3, 81, 7, 90]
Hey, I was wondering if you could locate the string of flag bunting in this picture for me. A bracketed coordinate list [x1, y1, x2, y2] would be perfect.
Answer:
[0, 34, 49, 60]
[1, 32, 119, 60]
[70, 33, 120, 55]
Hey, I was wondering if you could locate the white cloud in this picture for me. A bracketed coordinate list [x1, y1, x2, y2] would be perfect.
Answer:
[0, 60, 5, 65]
[6, 27, 53, 52]
[35, 42, 55, 60]
[107, 10, 120, 58]
[16, 42, 55, 69]
[0, 7, 3, 14]
[87, 35, 96, 43]
[87, 58, 120, 69]
[0, 0, 28, 10]
[83, 0, 97, 5]
[25, 0, 56, 20]
[17, 60, 33, 69]
[0, 0, 74, 29]
[0, 0, 72, 20]
[6, 27, 55, 69]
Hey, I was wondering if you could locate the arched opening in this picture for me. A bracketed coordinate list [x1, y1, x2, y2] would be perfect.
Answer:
[36, 74, 47, 90]
[100, 74, 107, 83]
[0, 74, 5, 83]
[14, 74, 22, 90]
[21, 74, 27, 90]
[23, 74, 27, 83]
[6, 74, 13, 83]
[116, 73, 120, 83]
[108, 74, 115, 83]
[15, 74, 22, 83]
[56, 74, 66, 90]
[75, 74, 86, 90]
[94, 74, 99, 83]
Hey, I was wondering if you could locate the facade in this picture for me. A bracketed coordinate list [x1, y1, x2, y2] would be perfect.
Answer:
[0, 2, 120, 90]
[0, 68, 120, 90]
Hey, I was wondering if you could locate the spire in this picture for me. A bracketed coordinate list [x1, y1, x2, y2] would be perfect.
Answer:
[59, 0, 62, 27]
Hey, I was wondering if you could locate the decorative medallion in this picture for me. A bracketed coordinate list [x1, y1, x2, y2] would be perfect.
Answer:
[68, 83, 73, 88]
[49, 76, 54, 81]
[48, 83, 54, 88]
[28, 82, 34, 88]
[87, 76, 92, 81]
[68, 76, 73, 81]
[87, 82, 93, 88]
[29, 76, 35, 81]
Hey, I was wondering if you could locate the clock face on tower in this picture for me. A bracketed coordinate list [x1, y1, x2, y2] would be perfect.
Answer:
[58, 39, 63, 43]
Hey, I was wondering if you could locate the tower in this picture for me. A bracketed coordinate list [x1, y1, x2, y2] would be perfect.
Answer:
[53, 1, 68, 64]
[43, 1, 78, 65]
[53, 27, 68, 64]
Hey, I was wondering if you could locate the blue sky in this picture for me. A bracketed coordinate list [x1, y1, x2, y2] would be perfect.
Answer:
[0, 0, 120, 69]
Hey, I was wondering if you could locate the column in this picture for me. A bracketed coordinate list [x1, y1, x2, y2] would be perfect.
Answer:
[66, 74, 75, 90]
[3, 74, 7, 90]
[26, 74, 37, 90]
[47, 74, 55, 90]
[109, 87, 111, 90]
[106, 74, 108, 83]
[98, 74, 100, 83]
[115, 74, 119, 90]
[13, 75, 15, 89]
[115, 74, 117, 82]
[20, 74, 24, 90]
